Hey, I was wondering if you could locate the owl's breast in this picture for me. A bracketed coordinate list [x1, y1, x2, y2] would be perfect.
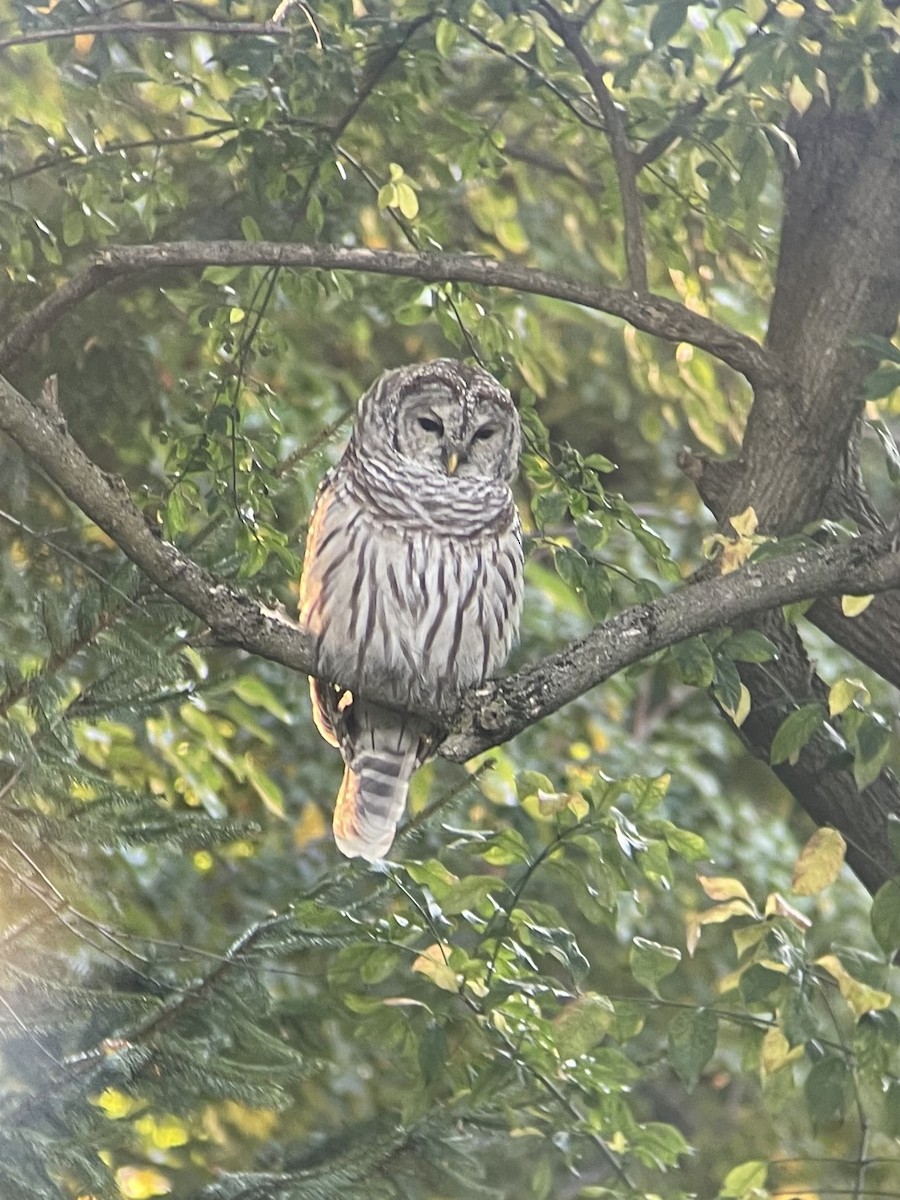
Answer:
[299, 478, 523, 708]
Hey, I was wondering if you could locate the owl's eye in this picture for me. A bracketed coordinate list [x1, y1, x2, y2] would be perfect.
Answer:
[472, 425, 496, 442]
[418, 415, 444, 435]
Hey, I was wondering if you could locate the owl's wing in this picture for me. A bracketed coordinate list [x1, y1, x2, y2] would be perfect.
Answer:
[308, 677, 341, 749]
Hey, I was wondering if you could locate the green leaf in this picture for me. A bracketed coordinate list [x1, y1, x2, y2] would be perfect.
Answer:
[871, 879, 900, 955]
[552, 992, 614, 1057]
[418, 1019, 447, 1086]
[240, 214, 262, 241]
[574, 514, 609, 551]
[671, 638, 715, 688]
[851, 714, 891, 790]
[667, 1008, 718, 1090]
[871, 418, 900, 482]
[633, 1121, 690, 1169]
[804, 1055, 848, 1130]
[434, 17, 458, 58]
[718, 1160, 768, 1198]
[305, 193, 324, 234]
[630, 937, 681, 995]
[862, 364, 900, 400]
[479, 828, 531, 866]
[782, 989, 819, 1046]
[649, 0, 688, 48]
[531, 488, 568, 527]
[712, 653, 742, 712]
[854, 332, 900, 364]
[738, 964, 786, 1004]
[718, 630, 778, 663]
[770, 703, 826, 765]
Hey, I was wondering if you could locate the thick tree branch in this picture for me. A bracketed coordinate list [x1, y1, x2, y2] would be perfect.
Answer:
[723, 98, 900, 533]
[442, 533, 900, 762]
[0, 373, 315, 673]
[537, 1, 648, 290]
[3, 371, 900, 765]
[684, 442, 900, 693]
[0, 242, 772, 384]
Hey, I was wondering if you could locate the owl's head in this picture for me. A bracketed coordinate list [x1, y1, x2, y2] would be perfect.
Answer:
[354, 359, 521, 483]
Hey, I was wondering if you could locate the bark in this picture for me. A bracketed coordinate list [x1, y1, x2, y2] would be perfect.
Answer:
[722, 97, 900, 533]
[679, 96, 900, 892]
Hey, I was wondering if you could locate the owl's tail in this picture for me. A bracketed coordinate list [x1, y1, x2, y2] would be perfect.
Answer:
[333, 731, 423, 861]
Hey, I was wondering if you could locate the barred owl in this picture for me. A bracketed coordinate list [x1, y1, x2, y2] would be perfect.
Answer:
[299, 359, 524, 861]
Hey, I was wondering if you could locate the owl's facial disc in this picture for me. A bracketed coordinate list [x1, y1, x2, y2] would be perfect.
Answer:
[394, 391, 513, 482]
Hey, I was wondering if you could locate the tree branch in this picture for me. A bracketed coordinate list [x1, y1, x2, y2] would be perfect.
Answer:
[0, 21, 290, 53]
[3, 372, 900, 764]
[463, 23, 606, 133]
[537, 1, 647, 290]
[442, 532, 900, 761]
[1, 126, 238, 185]
[0, 242, 772, 384]
[0, 372, 316, 674]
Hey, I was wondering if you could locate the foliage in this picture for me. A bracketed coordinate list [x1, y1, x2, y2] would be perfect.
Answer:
[1, 1, 900, 1198]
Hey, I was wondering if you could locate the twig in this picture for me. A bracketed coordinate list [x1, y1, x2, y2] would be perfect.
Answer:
[636, 0, 780, 167]
[273, 410, 352, 478]
[0, 20, 290, 53]
[463, 23, 606, 132]
[537, 1, 647, 290]
[1, 125, 239, 185]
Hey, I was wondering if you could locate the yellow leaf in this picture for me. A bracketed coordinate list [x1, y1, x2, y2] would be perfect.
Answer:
[412, 943, 460, 993]
[534, 788, 571, 815]
[293, 800, 328, 848]
[816, 954, 892, 1018]
[788, 74, 814, 113]
[828, 676, 870, 716]
[791, 828, 846, 895]
[376, 182, 398, 209]
[761, 1026, 803, 1074]
[395, 182, 419, 220]
[134, 1113, 189, 1149]
[729, 506, 759, 539]
[115, 1167, 172, 1199]
[567, 793, 590, 819]
[697, 899, 757, 924]
[697, 874, 753, 904]
[722, 683, 751, 728]
[777, 0, 805, 15]
[719, 507, 766, 573]
[841, 593, 874, 617]
[91, 1088, 145, 1120]
[764, 891, 812, 930]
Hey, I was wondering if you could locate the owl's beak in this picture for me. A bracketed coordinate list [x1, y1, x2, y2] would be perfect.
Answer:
[445, 449, 460, 475]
